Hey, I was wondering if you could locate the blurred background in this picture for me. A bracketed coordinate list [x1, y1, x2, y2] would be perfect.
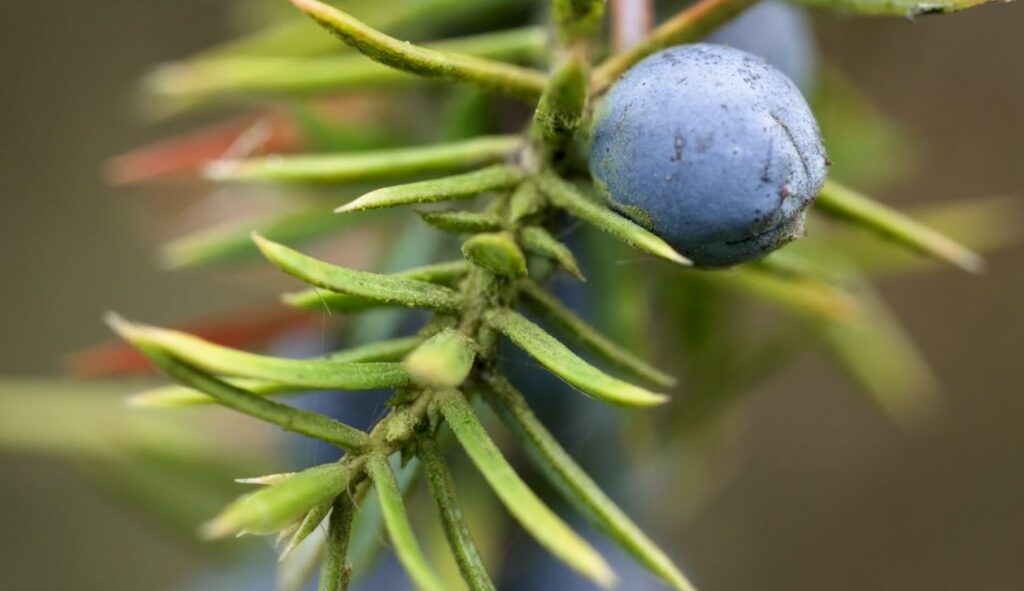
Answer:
[1, 1, 1022, 590]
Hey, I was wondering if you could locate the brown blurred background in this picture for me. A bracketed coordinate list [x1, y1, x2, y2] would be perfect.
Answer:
[1, 2, 1021, 590]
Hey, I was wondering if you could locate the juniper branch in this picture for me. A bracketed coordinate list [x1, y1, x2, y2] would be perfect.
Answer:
[115, 4, 700, 588]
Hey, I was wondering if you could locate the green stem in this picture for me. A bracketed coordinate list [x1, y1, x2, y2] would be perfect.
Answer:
[254, 234, 463, 312]
[150, 26, 547, 102]
[536, 171, 690, 265]
[337, 165, 524, 213]
[531, 50, 589, 155]
[518, 279, 676, 386]
[815, 179, 984, 273]
[481, 373, 694, 591]
[285, 261, 471, 313]
[592, 0, 757, 93]
[208, 135, 522, 183]
[437, 388, 615, 587]
[419, 436, 496, 591]
[111, 317, 410, 391]
[366, 453, 447, 591]
[111, 336, 373, 452]
[289, 0, 548, 100]
[318, 493, 357, 591]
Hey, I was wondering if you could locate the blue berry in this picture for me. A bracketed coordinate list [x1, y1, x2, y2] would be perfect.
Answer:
[707, 0, 817, 93]
[589, 43, 828, 268]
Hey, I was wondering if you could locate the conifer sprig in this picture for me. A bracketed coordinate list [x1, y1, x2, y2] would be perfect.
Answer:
[101, 0, 1010, 589]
